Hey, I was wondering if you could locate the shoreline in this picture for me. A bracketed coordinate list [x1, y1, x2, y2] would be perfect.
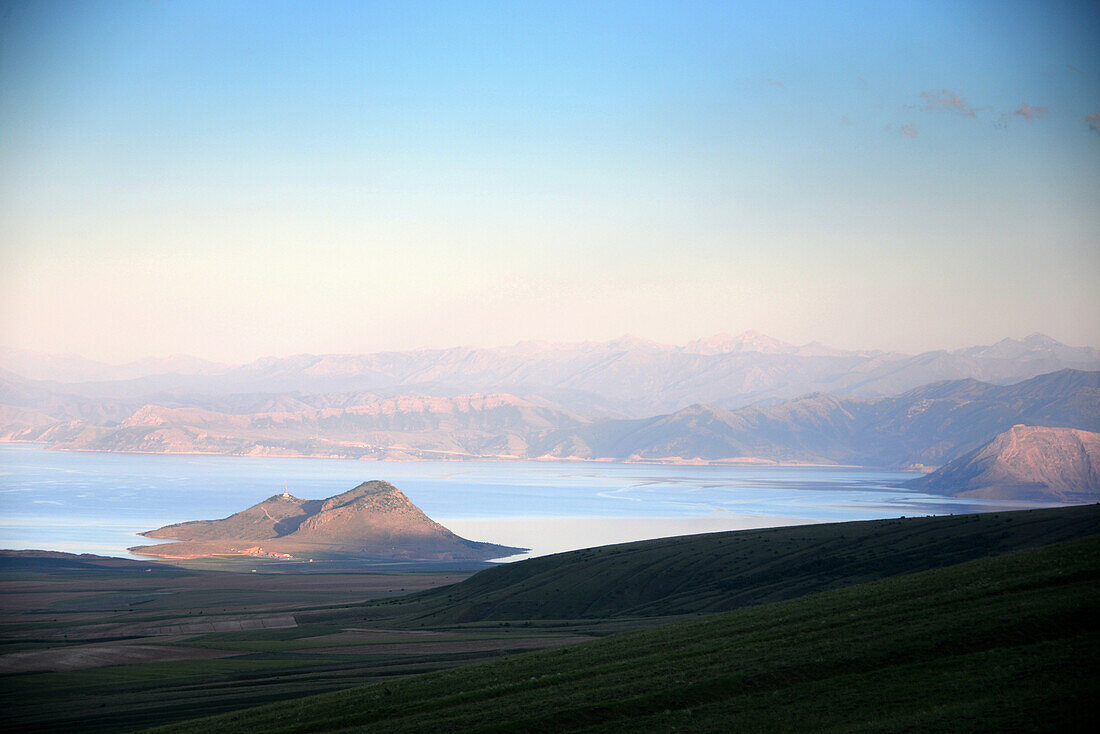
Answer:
[0, 440, 877, 470]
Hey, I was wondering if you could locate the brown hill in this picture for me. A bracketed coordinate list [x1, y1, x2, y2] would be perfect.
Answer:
[140, 492, 322, 541]
[904, 425, 1100, 501]
[130, 481, 525, 562]
[288, 483, 503, 557]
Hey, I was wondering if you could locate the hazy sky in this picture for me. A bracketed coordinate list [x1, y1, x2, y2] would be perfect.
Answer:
[2, 0, 1098, 363]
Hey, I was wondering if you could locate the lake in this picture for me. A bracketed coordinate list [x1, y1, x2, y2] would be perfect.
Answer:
[0, 443, 1055, 560]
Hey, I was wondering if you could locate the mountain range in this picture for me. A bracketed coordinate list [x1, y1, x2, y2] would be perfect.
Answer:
[3, 367, 1097, 471]
[2, 333, 1098, 472]
[533, 368, 1100, 467]
[4, 332, 1097, 417]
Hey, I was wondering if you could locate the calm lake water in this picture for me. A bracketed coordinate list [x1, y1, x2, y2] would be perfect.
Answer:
[0, 444, 1056, 560]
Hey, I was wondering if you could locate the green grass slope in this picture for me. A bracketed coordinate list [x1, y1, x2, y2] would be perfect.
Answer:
[315, 504, 1100, 625]
[150, 533, 1100, 733]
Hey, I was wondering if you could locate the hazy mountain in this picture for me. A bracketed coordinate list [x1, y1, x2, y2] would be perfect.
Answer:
[108, 355, 229, 380]
[0, 369, 136, 438]
[4, 368, 1097, 468]
[11, 393, 582, 460]
[534, 370, 1100, 467]
[828, 334, 1100, 397]
[531, 395, 873, 464]
[5, 333, 1096, 417]
[131, 481, 524, 561]
[681, 330, 798, 355]
[0, 348, 225, 384]
[955, 333, 1098, 365]
[904, 425, 1100, 501]
[3, 346, 1097, 470]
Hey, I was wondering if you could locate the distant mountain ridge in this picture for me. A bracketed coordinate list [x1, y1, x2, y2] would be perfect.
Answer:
[3, 391, 579, 460]
[0, 348, 227, 384]
[532, 369, 1100, 467]
[3, 333, 1098, 471]
[3, 332, 1097, 417]
[131, 481, 525, 561]
[3, 367, 1097, 470]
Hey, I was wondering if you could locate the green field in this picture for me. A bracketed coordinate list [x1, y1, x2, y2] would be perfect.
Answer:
[151, 534, 1100, 733]
[0, 566, 514, 731]
[2, 505, 1097, 732]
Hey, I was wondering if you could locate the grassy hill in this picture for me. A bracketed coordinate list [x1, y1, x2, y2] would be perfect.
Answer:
[5, 506, 1097, 732]
[150, 532, 1100, 733]
[309, 503, 1100, 625]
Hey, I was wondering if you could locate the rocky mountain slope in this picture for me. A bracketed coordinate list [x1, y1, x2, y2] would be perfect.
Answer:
[904, 425, 1100, 501]
[131, 481, 525, 561]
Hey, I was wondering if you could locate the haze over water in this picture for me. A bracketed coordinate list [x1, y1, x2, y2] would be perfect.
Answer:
[0, 444, 1056, 560]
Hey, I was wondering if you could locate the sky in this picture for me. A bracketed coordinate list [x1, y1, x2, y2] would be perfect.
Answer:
[1, 0, 1098, 364]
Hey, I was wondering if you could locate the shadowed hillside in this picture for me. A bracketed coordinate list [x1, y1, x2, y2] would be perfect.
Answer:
[151, 534, 1100, 734]
[6, 506, 1097, 732]
[309, 503, 1100, 625]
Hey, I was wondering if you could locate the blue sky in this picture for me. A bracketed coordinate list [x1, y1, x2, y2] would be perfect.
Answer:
[1, 0, 1098, 362]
